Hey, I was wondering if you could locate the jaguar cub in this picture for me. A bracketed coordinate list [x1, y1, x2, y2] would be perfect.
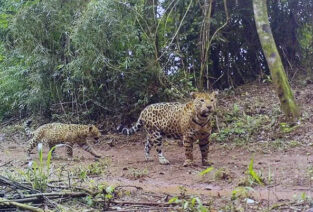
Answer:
[26, 123, 102, 159]
[121, 91, 218, 166]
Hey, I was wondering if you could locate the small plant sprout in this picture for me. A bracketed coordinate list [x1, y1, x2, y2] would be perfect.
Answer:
[231, 186, 254, 200]
[26, 143, 62, 191]
[248, 158, 264, 186]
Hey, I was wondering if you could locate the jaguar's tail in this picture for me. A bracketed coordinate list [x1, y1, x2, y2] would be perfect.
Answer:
[24, 119, 33, 138]
[118, 119, 144, 135]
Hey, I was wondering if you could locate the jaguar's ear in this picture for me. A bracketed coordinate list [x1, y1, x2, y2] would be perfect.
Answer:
[211, 90, 219, 97]
[89, 125, 93, 132]
[190, 92, 198, 99]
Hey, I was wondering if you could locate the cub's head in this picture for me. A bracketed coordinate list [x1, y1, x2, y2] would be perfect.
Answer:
[88, 125, 102, 141]
[191, 91, 218, 118]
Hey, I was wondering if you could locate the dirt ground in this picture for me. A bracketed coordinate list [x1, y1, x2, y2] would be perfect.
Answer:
[0, 81, 313, 211]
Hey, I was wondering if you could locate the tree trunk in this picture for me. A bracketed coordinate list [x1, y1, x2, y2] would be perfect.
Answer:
[253, 0, 300, 119]
[144, 0, 159, 59]
[199, 0, 213, 91]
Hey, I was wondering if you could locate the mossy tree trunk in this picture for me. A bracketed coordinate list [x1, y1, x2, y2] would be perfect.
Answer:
[253, 0, 300, 119]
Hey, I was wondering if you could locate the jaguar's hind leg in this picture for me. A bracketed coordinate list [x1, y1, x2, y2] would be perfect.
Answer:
[79, 141, 101, 159]
[151, 131, 169, 165]
[66, 143, 74, 157]
[144, 134, 153, 161]
[48, 143, 57, 158]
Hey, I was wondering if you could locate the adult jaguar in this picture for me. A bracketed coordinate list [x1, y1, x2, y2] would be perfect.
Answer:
[120, 91, 218, 166]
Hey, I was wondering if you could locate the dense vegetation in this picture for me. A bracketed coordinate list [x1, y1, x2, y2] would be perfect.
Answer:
[0, 0, 312, 122]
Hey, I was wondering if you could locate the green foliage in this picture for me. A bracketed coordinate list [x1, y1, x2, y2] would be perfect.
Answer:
[293, 192, 312, 205]
[0, 0, 312, 122]
[125, 168, 149, 180]
[280, 122, 299, 133]
[74, 159, 110, 182]
[298, 24, 313, 51]
[199, 166, 231, 183]
[168, 196, 210, 212]
[297, 24, 313, 72]
[231, 186, 254, 200]
[85, 184, 115, 209]
[211, 104, 270, 144]
[0, 43, 28, 120]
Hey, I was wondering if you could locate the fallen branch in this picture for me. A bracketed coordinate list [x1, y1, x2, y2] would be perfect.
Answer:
[24, 191, 88, 199]
[106, 207, 175, 212]
[0, 175, 38, 193]
[7, 192, 88, 204]
[0, 197, 44, 212]
[47, 183, 95, 195]
[100, 200, 174, 207]
[105, 200, 211, 207]
[115, 185, 143, 190]
[7, 197, 38, 203]
[0, 160, 13, 167]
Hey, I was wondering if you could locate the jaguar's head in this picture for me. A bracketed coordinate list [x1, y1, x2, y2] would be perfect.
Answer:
[191, 91, 218, 118]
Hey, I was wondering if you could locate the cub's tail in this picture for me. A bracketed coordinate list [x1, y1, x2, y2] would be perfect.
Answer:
[118, 119, 144, 135]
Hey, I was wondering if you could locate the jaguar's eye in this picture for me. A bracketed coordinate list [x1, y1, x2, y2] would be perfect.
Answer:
[200, 99, 205, 102]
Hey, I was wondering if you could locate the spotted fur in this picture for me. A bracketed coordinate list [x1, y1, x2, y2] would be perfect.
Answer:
[121, 91, 218, 166]
[26, 123, 102, 159]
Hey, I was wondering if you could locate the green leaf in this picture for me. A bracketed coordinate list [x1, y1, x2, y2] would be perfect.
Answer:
[168, 197, 178, 204]
[191, 197, 196, 206]
[248, 158, 263, 185]
[46, 145, 57, 170]
[105, 194, 113, 199]
[199, 167, 214, 176]
[183, 201, 189, 209]
[86, 195, 93, 206]
[106, 185, 115, 194]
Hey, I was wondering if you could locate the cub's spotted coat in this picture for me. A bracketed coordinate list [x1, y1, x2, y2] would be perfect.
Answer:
[26, 123, 102, 159]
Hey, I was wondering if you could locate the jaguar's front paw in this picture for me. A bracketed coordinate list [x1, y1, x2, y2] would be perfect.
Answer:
[202, 159, 213, 166]
[159, 157, 170, 165]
